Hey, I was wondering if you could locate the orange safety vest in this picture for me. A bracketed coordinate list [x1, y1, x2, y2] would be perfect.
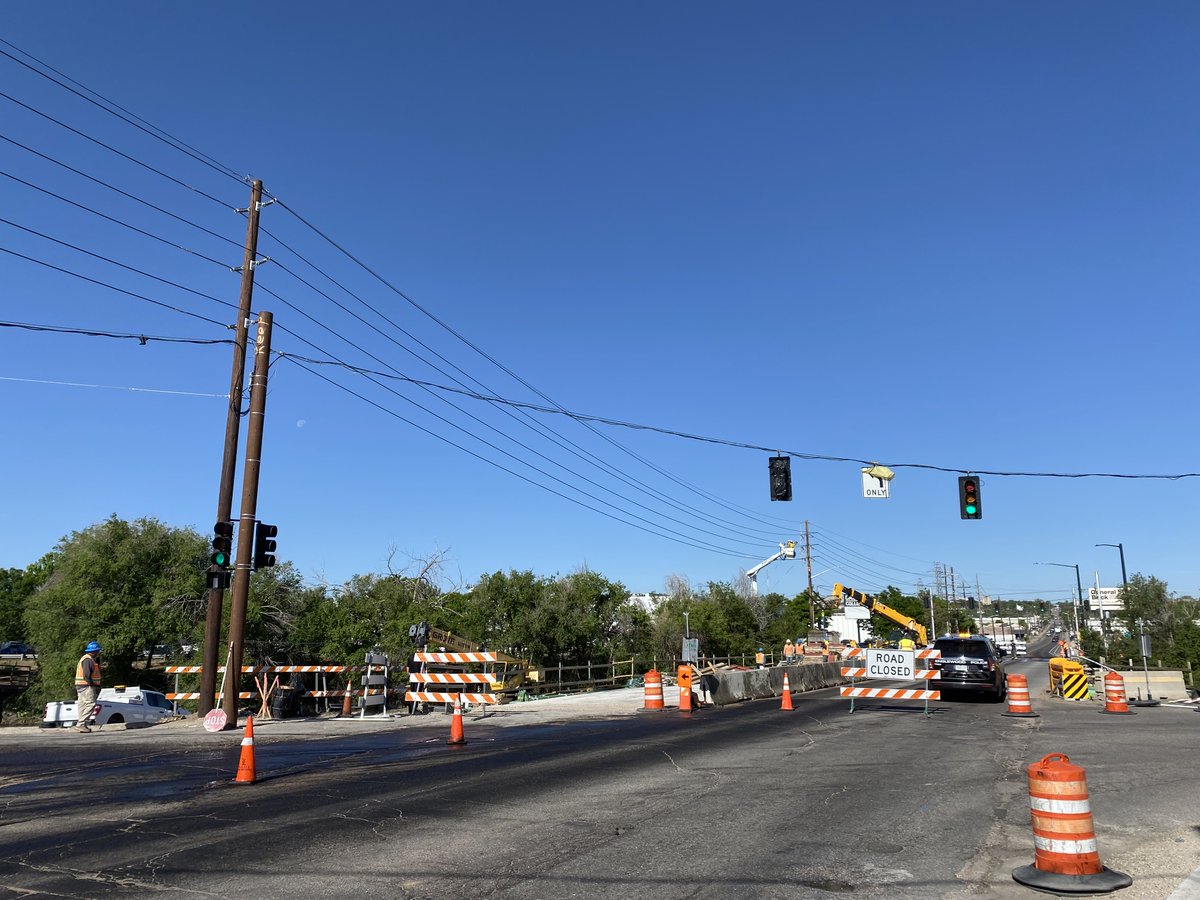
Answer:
[75, 654, 101, 688]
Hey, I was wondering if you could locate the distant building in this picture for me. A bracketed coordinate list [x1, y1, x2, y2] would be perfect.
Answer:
[628, 592, 666, 613]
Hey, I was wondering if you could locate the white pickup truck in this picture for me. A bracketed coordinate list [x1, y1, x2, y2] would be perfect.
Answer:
[42, 686, 185, 729]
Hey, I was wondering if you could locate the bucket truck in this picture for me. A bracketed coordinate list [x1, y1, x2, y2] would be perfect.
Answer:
[746, 542, 797, 596]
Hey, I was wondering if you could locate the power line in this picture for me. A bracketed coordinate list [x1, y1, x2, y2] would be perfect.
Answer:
[0, 320, 232, 346]
[0, 245, 231, 328]
[0, 217, 237, 313]
[0, 375, 226, 398]
[0, 90, 234, 209]
[0, 168, 233, 269]
[0, 132, 244, 252]
[286, 355, 755, 559]
[0, 39, 247, 186]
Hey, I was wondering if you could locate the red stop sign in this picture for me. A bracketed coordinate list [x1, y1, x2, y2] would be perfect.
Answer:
[203, 708, 228, 733]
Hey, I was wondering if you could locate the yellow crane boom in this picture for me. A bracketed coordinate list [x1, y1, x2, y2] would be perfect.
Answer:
[832, 583, 929, 646]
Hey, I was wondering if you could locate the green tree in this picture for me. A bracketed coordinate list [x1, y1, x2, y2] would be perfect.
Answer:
[1, 556, 54, 642]
[22, 516, 208, 707]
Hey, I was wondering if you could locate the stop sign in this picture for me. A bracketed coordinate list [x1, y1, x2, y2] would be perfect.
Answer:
[203, 708, 228, 733]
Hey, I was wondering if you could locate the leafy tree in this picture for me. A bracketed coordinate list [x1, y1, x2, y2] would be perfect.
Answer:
[22, 516, 207, 707]
[1, 556, 54, 642]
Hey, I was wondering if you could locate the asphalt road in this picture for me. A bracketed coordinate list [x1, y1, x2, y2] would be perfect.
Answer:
[2, 644, 1198, 899]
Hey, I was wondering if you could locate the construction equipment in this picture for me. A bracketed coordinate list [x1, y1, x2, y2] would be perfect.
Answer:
[745, 541, 797, 597]
[832, 583, 929, 646]
[419, 626, 529, 694]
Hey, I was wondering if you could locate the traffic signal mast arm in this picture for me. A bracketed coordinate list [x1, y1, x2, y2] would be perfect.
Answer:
[745, 541, 797, 597]
[832, 582, 929, 646]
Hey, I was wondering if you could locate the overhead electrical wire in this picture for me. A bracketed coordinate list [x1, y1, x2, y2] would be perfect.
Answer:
[0, 245, 231, 328]
[285, 355, 754, 559]
[0, 90, 234, 209]
[0, 133, 244, 252]
[0, 40, 247, 187]
[0, 320, 232, 346]
[253, 225, 793, 541]
[0, 217, 237, 313]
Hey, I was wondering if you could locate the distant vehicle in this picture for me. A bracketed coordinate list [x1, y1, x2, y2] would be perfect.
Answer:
[0, 641, 36, 658]
[42, 686, 185, 728]
[929, 636, 1007, 701]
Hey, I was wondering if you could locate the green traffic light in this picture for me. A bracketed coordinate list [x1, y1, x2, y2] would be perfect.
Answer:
[965, 503, 977, 515]
[212, 551, 229, 567]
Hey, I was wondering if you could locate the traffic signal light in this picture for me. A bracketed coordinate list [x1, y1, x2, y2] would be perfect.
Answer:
[252, 522, 278, 570]
[957, 475, 982, 519]
[210, 521, 234, 568]
[768, 455, 792, 502]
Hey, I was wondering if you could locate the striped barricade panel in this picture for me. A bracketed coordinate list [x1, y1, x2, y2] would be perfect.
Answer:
[415, 652, 501, 664]
[166, 665, 370, 674]
[405, 691, 500, 704]
[843, 647, 865, 659]
[1061, 672, 1090, 701]
[409, 672, 497, 684]
[166, 692, 253, 700]
[841, 667, 867, 677]
[840, 687, 940, 701]
[915, 649, 942, 660]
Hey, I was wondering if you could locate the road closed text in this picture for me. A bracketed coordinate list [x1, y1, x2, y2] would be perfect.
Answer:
[865, 649, 914, 679]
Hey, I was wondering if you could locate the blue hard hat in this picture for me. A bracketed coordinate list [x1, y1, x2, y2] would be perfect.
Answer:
[85, 641, 101, 653]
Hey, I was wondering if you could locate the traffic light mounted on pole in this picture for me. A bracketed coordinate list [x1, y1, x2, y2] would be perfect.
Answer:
[768, 455, 792, 502]
[252, 522, 278, 570]
[211, 521, 234, 568]
[958, 476, 982, 519]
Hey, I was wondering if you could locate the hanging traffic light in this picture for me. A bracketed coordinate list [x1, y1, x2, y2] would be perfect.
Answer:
[210, 521, 234, 568]
[958, 476, 982, 519]
[768, 455, 792, 502]
[252, 522, 278, 570]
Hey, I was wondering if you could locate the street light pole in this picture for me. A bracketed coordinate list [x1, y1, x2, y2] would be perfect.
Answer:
[1095, 542, 1128, 588]
[1037, 561, 1085, 647]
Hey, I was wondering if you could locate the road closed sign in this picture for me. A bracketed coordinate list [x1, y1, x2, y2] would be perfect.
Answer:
[865, 649, 914, 679]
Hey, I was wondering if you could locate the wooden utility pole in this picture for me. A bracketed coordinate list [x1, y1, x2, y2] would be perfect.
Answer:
[221, 311, 273, 726]
[804, 520, 813, 594]
[200, 180, 264, 716]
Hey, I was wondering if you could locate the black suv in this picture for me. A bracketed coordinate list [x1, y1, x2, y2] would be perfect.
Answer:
[930, 636, 1006, 701]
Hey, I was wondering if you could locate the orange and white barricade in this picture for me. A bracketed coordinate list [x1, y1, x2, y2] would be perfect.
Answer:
[840, 647, 940, 716]
[1012, 753, 1132, 893]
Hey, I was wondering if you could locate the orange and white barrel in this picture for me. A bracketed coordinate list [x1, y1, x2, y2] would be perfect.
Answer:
[642, 669, 664, 710]
[1099, 672, 1135, 715]
[1002, 673, 1039, 718]
[1012, 753, 1131, 893]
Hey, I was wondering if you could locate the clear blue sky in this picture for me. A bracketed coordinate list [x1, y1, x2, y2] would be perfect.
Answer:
[2, 3, 1196, 604]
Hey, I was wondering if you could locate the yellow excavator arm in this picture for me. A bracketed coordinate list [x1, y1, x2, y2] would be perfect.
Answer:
[832, 583, 929, 646]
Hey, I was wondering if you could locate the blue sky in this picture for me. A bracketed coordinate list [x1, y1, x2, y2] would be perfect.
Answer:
[2, 3, 1196, 604]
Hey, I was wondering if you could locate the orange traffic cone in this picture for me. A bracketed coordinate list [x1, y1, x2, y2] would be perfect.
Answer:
[780, 671, 794, 711]
[340, 686, 353, 717]
[448, 697, 466, 745]
[234, 716, 256, 784]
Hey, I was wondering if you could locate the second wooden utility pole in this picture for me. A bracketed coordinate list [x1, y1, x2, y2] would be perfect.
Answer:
[221, 311, 273, 726]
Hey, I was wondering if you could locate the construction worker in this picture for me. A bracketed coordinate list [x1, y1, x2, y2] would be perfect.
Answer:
[74, 640, 102, 733]
[898, 635, 916, 651]
[783, 640, 795, 663]
[755, 647, 765, 668]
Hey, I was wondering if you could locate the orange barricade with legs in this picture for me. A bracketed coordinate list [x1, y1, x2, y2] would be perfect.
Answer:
[1012, 753, 1132, 894]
